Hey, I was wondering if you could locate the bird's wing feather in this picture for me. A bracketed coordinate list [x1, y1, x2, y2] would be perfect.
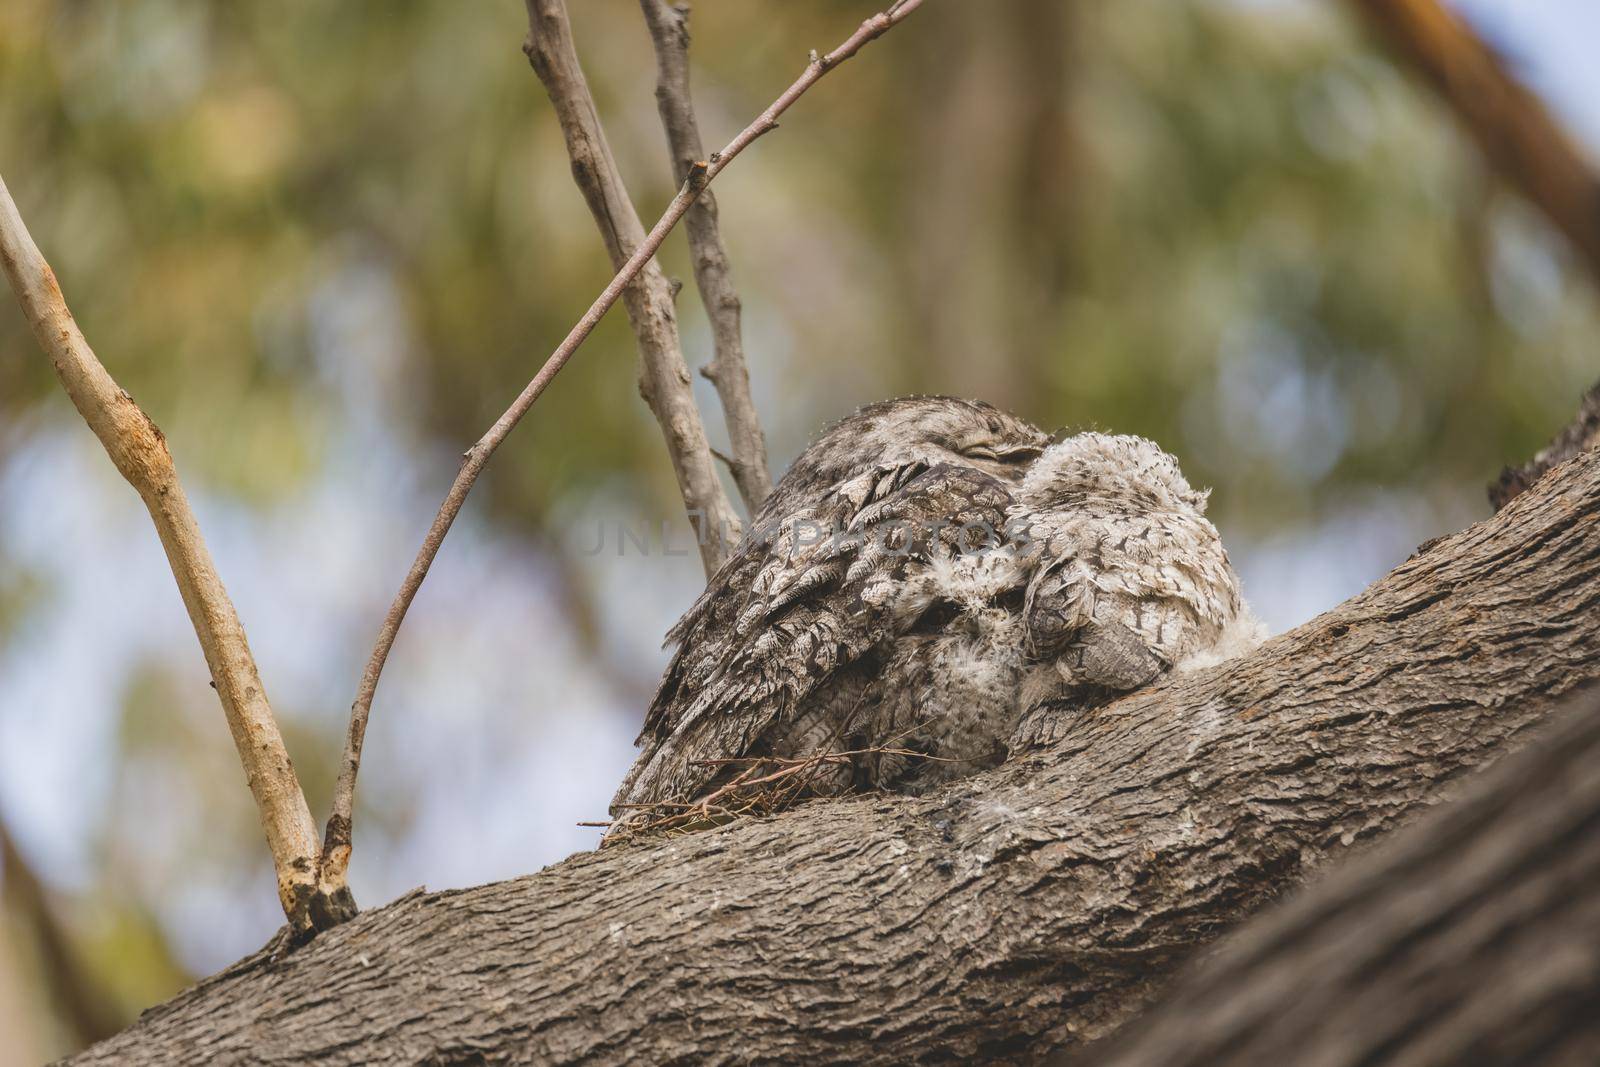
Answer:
[614, 463, 1013, 810]
[1019, 506, 1239, 677]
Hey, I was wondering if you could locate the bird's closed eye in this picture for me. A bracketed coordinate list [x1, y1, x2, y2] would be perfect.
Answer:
[962, 442, 1042, 463]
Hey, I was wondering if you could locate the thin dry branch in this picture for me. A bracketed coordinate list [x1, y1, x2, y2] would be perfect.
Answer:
[320, 0, 929, 922]
[640, 0, 774, 513]
[1348, 0, 1600, 279]
[524, 0, 744, 574]
[0, 174, 336, 935]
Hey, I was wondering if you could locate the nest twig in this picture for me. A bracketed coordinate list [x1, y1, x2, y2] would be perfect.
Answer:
[587, 743, 953, 844]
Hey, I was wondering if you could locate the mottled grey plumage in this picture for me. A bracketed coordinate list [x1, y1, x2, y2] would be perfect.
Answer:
[611, 409, 1263, 824]
[611, 397, 1048, 815]
[842, 433, 1262, 793]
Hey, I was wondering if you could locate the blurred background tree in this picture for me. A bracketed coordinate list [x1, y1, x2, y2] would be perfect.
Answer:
[1, 0, 1596, 1057]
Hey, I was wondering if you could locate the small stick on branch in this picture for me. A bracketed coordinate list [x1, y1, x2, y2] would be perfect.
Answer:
[640, 0, 774, 514]
[524, 0, 744, 575]
[320, 0, 929, 923]
[0, 174, 340, 936]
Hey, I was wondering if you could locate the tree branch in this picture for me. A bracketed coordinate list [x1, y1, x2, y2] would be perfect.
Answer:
[1490, 379, 1600, 511]
[1089, 688, 1600, 1066]
[76, 443, 1600, 1063]
[524, 0, 744, 574]
[318, 0, 929, 924]
[1347, 0, 1600, 280]
[639, 0, 774, 514]
[0, 175, 330, 935]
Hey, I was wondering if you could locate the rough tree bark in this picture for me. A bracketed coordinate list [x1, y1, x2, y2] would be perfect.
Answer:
[1089, 688, 1600, 1067]
[72, 444, 1600, 1064]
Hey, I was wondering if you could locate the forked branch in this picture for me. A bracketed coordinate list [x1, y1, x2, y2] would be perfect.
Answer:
[524, 0, 743, 577]
[320, 0, 929, 923]
[0, 174, 341, 936]
[640, 0, 774, 513]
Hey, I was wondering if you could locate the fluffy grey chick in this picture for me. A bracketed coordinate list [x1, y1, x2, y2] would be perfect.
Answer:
[1007, 432, 1265, 747]
[857, 432, 1264, 791]
[611, 397, 1049, 820]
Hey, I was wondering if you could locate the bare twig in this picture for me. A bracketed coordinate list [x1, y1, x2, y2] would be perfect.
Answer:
[690, 747, 958, 768]
[524, 0, 743, 575]
[0, 175, 339, 935]
[321, 0, 929, 920]
[1348, 0, 1600, 280]
[603, 742, 956, 842]
[640, 0, 774, 513]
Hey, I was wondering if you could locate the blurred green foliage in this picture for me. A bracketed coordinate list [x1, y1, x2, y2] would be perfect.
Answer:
[1, 0, 1596, 1054]
[3, 1, 1593, 518]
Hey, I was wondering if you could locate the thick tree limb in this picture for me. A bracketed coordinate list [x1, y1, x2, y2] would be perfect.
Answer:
[524, 0, 744, 573]
[1089, 689, 1600, 1067]
[321, 0, 928, 924]
[77, 445, 1600, 1063]
[1491, 379, 1600, 510]
[1348, 0, 1600, 280]
[640, 0, 774, 514]
[0, 175, 332, 936]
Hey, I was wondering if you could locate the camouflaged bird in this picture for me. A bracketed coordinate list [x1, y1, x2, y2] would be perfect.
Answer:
[839, 432, 1263, 794]
[610, 397, 1049, 818]
[610, 408, 1263, 828]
